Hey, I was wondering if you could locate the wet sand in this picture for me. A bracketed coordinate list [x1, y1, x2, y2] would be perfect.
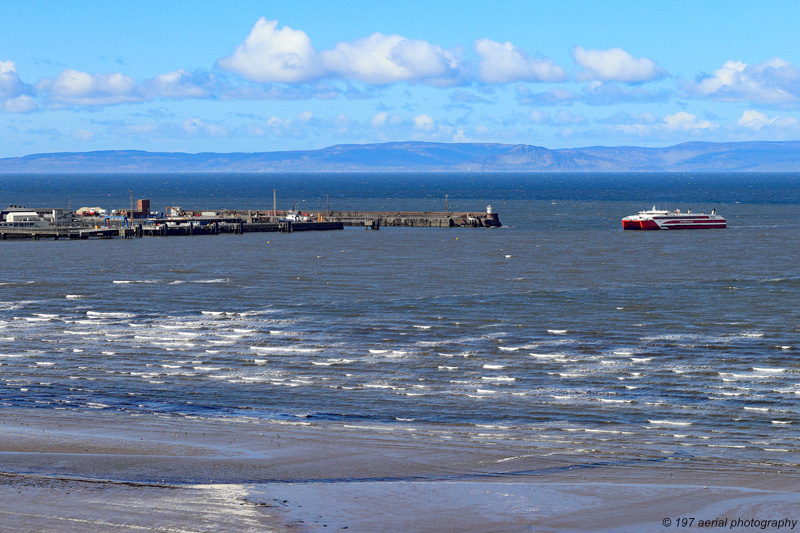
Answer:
[1, 409, 798, 531]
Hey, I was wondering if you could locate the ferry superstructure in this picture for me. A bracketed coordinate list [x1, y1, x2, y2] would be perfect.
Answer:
[622, 206, 726, 230]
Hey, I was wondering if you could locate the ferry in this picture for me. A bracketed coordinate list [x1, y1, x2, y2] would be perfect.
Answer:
[622, 206, 726, 230]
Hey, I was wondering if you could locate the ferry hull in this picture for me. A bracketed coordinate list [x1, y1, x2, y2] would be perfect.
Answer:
[622, 219, 726, 230]
[622, 219, 659, 230]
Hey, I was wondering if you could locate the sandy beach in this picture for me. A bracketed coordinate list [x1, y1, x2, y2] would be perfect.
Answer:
[1, 409, 798, 532]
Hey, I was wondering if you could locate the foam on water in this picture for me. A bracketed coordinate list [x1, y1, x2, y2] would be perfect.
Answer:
[87, 311, 135, 318]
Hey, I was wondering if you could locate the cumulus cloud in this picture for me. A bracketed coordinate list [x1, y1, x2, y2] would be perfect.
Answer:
[216, 18, 323, 83]
[2, 94, 37, 113]
[685, 58, 800, 104]
[605, 111, 717, 138]
[574, 46, 666, 83]
[0, 60, 33, 98]
[218, 19, 464, 87]
[529, 109, 551, 123]
[146, 69, 216, 99]
[370, 111, 388, 127]
[182, 117, 229, 136]
[737, 109, 798, 130]
[663, 111, 717, 131]
[39, 69, 146, 106]
[413, 113, 435, 131]
[321, 33, 464, 86]
[475, 39, 567, 83]
[0, 60, 37, 112]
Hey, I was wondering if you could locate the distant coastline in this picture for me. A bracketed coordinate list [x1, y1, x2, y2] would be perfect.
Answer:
[3, 140, 800, 173]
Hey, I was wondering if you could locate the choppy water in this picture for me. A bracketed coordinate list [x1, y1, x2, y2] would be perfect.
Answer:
[1, 173, 799, 466]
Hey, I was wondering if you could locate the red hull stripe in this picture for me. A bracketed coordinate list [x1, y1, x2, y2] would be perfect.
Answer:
[622, 220, 726, 230]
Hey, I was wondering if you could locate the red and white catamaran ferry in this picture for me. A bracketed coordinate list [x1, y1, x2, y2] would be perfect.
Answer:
[622, 206, 726, 230]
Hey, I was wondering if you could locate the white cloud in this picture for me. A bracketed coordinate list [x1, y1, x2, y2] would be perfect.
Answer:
[529, 109, 551, 123]
[737, 109, 798, 130]
[605, 111, 717, 138]
[663, 111, 717, 131]
[413, 113, 435, 131]
[39, 69, 145, 106]
[0, 60, 32, 97]
[260, 115, 312, 138]
[147, 69, 215, 99]
[182, 118, 229, 136]
[370, 112, 388, 127]
[297, 111, 313, 122]
[321, 33, 463, 86]
[574, 46, 665, 83]
[2, 94, 36, 113]
[0, 60, 37, 112]
[475, 39, 566, 83]
[71, 129, 96, 141]
[686, 58, 800, 104]
[216, 18, 323, 83]
[267, 116, 292, 128]
[218, 20, 465, 87]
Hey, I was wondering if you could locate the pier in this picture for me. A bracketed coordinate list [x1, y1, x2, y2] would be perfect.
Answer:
[0, 227, 136, 240]
[316, 209, 501, 228]
[0, 206, 500, 241]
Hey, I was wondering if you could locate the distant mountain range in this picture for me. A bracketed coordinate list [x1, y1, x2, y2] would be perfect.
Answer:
[2, 140, 800, 173]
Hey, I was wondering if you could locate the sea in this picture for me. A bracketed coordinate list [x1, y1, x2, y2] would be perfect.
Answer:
[1, 172, 799, 467]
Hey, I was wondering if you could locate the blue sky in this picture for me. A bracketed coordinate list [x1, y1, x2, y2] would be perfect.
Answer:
[3, 0, 800, 156]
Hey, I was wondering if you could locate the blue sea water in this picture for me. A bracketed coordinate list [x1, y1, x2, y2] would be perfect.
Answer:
[1, 172, 799, 466]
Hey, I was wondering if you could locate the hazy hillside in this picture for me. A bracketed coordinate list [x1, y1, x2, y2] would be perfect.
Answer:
[2, 140, 800, 173]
